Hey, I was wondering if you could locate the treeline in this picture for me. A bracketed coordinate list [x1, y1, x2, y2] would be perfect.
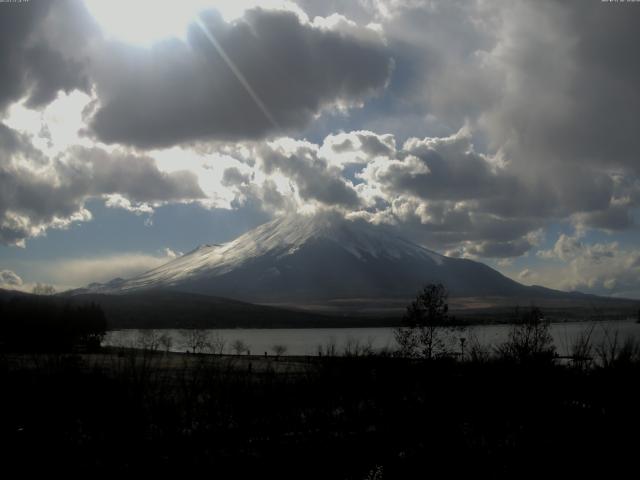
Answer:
[0, 296, 106, 352]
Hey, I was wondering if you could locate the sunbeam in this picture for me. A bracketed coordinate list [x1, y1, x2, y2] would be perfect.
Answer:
[194, 16, 281, 131]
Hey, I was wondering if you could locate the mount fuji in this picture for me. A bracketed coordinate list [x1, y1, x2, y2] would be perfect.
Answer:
[76, 213, 551, 305]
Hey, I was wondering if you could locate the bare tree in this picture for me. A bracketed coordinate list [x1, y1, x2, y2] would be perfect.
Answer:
[569, 323, 595, 369]
[316, 337, 337, 357]
[594, 326, 640, 368]
[207, 332, 226, 355]
[137, 329, 161, 352]
[342, 336, 375, 357]
[159, 332, 173, 353]
[32, 283, 56, 295]
[231, 339, 248, 355]
[394, 283, 456, 359]
[271, 344, 287, 358]
[496, 306, 555, 363]
[182, 329, 208, 354]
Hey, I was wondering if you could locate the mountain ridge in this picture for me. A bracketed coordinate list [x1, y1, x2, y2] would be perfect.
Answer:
[72, 213, 537, 301]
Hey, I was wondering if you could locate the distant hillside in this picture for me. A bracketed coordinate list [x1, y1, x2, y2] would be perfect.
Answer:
[58, 290, 398, 329]
[3, 287, 639, 329]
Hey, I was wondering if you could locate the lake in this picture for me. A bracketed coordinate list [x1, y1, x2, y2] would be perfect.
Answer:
[103, 319, 640, 357]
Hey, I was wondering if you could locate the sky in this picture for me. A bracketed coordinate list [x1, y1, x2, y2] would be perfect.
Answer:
[1, 0, 640, 297]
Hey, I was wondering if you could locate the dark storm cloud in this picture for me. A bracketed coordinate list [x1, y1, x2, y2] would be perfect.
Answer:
[485, 0, 640, 171]
[379, 197, 543, 259]
[392, 134, 511, 202]
[0, 0, 90, 112]
[87, 8, 393, 148]
[0, 125, 205, 245]
[0, 124, 25, 154]
[465, 238, 534, 259]
[66, 147, 206, 203]
[341, 0, 640, 249]
[359, 129, 513, 210]
[573, 205, 634, 232]
[351, 0, 640, 176]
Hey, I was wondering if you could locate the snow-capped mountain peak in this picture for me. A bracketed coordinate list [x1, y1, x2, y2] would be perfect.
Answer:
[79, 213, 524, 301]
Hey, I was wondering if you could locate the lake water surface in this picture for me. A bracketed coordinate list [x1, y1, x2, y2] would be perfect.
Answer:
[103, 319, 640, 356]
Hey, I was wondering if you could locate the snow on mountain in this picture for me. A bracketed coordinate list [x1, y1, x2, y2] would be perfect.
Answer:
[79, 213, 528, 301]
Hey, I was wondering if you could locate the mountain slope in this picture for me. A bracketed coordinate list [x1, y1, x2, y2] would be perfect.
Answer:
[78, 213, 539, 302]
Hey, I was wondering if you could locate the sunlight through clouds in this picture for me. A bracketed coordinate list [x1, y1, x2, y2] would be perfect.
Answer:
[83, 0, 297, 47]
[4, 90, 95, 155]
[1, 0, 639, 297]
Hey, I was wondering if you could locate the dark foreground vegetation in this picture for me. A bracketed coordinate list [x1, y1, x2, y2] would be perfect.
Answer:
[1, 340, 640, 479]
[0, 296, 106, 352]
[1, 286, 640, 478]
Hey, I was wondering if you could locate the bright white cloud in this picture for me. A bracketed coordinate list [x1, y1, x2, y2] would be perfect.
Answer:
[4, 90, 95, 156]
[83, 0, 300, 47]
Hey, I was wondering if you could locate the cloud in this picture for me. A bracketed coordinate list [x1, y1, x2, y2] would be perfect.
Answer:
[535, 233, 640, 297]
[205, 120, 632, 262]
[159, 248, 182, 259]
[0, 124, 205, 245]
[362, 128, 512, 202]
[478, 0, 640, 172]
[518, 269, 532, 280]
[210, 128, 545, 256]
[464, 238, 536, 259]
[0, 269, 23, 289]
[322, 130, 396, 167]
[39, 251, 178, 289]
[537, 234, 585, 262]
[221, 167, 252, 187]
[64, 147, 206, 204]
[0, 0, 91, 113]
[349, 128, 550, 256]
[4, 1, 634, 253]
[189, 127, 557, 256]
[2, 0, 640, 296]
[306, 0, 640, 237]
[85, 7, 392, 148]
[258, 139, 361, 208]
[354, 0, 640, 173]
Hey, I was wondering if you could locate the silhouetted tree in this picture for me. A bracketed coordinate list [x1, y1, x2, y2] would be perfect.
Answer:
[271, 344, 287, 358]
[231, 339, 248, 355]
[182, 329, 208, 354]
[496, 306, 555, 363]
[159, 332, 173, 353]
[394, 283, 455, 359]
[207, 332, 226, 355]
[32, 283, 56, 295]
[137, 329, 161, 352]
